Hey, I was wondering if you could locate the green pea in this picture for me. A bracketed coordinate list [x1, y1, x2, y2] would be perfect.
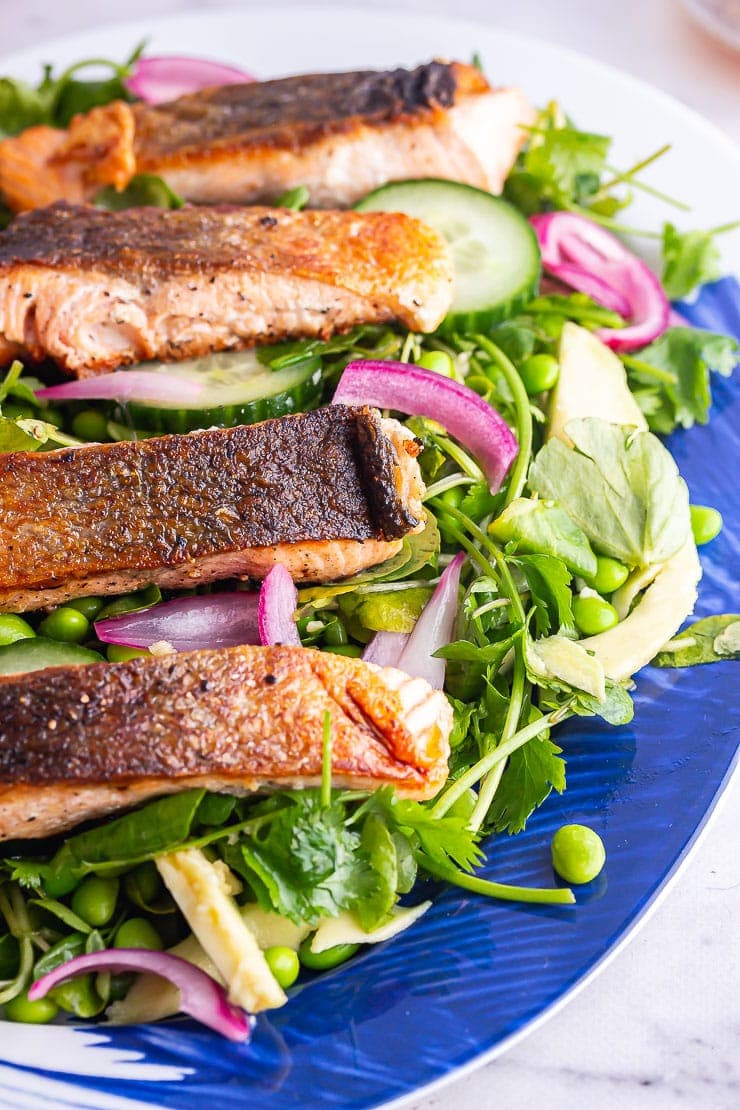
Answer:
[124, 862, 162, 907]
[519, 353, 560, 394]
[298, 938, 359, 970]
[323, 616, 348, 647]
[587, 556, 629, 595]
[106, 644, 150, 663]
[324, 644, 362, 659]
[4, 990, 59, 1024]
[37, 607, 90, 644]
[690, 504, 723, 546]
[264, 945, 300, 989]
[71, 876, 119, 927]
[573, 595, 619, 636]
[71, 409, 110, 442]
[0, 613, 35, 646]
[66, 596, 104, 620]
[417, 350, 454, 377]
[114, 917, 163, 951]
[551, 823, 606, 884]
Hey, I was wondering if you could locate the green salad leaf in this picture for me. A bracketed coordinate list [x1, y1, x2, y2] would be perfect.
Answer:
[661, 223, 723, 299]
[490, 498, 597, 579]
[528, 417, 691, 567]
[652, 614, 740, 667]
[487, 731, 566, 835]
[237, 792, 376, 926]
[625, 327, 738, 433]
[95, 174, 184, 211]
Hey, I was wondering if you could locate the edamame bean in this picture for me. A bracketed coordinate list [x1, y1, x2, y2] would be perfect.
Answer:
[587, 556, 629, 595]
[519, 353, 559, 394]
[66, 596, 104, 620]
[124, 862, 162, 907]
[71, 876, 119, 927]
[551, 823, 606, 884]
[417, 351, 454, 377]
[573, 595, 619, 636]
[114, 917, 163, 951]
[71, 409, 110, 442]
[37, 607, 90, 644]
[4, 990, 59, 1024]
[690, 504, 723, 546]
[0, 613, 35, 646]
[324, 644, 362, 659]
[323, 616, 348, 647]
[106, 644, 150, 663]
[264, 946, 300, 989]
[298, 938, 359, 971]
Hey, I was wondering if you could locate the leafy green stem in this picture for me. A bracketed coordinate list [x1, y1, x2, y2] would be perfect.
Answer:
[418, 855, 575, 905]
[474, 334, 532, 505]
[469, 645, 526, 832]
[430, 703, 572, 819]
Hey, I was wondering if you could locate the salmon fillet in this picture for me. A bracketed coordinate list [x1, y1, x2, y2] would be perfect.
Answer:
[0, 406, 425, 612]
[0, 201, 453, 375]
[0, 645, 452, 840]
[0, 61, 534, 213]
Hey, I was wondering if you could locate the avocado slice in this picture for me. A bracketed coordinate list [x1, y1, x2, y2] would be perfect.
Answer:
[548, 322, 647, 444]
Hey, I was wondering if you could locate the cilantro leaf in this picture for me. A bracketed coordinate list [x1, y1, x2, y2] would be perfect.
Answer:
[488, 733, 566, 835]
[369, 787, 484, 873]
[514, 554, 575, 637]
[626, 327, 738, 433]
[661, 223, 722, 300]
[506, 108, 611, 213]
[238, 792, 376, 926]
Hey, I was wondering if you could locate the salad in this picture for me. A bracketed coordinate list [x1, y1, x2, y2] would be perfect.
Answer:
[0, 47, 737, 1044]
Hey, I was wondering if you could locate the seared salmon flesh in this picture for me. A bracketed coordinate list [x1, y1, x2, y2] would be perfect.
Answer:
[0, 61, 533, 212]
[0, 202, 453, 375]
[0, 645, 452, 840]
[0, 406, 425, 612]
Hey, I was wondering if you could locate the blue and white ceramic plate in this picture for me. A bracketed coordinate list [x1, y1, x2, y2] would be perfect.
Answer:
[0, 8, 738, 1109]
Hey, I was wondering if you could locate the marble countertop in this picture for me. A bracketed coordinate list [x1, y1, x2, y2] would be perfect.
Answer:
[0, 3, 737, 1108]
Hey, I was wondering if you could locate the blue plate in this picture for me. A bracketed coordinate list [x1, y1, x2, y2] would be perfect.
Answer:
[2, 276, 737, 1109]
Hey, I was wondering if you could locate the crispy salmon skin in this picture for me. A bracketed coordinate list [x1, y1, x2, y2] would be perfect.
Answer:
[0, 201, 453, 375]
[0, 406, 425, 612]
[0, 645, 452, 840]
[0, 61, 533, 212]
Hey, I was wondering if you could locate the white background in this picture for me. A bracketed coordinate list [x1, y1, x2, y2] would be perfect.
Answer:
[0, 3, 738, 1108]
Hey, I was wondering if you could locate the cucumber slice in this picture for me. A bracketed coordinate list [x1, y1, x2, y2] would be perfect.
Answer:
[0, 637, 104, 676]
[124, 349, 324, 434]
[356, 179, 540, 331]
